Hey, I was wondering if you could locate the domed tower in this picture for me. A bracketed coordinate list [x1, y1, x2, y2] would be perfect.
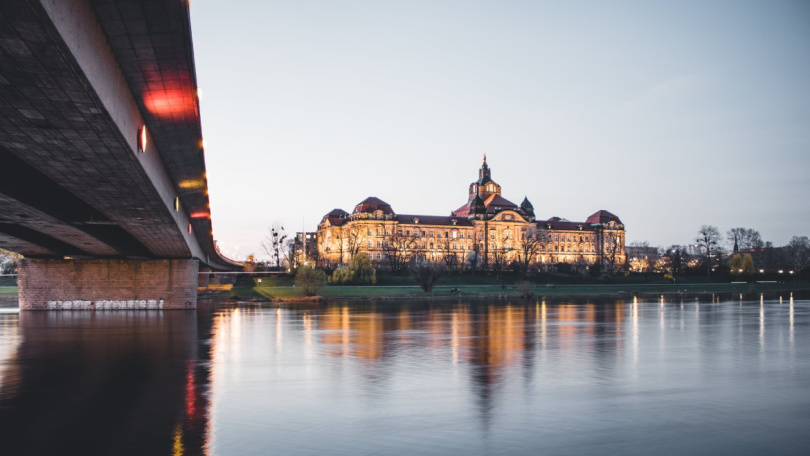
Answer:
[520, 196, 535, 222]
[468, 155, 502, 203]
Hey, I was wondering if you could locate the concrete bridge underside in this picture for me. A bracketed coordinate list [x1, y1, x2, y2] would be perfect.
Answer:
[0, 0, 238, 309]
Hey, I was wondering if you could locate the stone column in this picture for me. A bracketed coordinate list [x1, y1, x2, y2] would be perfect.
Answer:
[18, 258, 199, 310]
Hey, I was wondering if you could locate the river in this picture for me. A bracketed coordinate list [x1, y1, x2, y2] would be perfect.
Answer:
[1, 293, 808, 455]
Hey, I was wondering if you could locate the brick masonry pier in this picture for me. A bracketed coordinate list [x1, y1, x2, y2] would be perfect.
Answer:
[18, 259, 199, 310]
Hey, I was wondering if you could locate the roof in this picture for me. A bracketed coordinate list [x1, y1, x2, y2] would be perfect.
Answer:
[483, 194, 519, 213]
[352, 196, 394, 215]
[321, 208, 349, 227]
[539, 218, 598, 231]
[585, 210, 623, 225]
[395, 214, 473, 227]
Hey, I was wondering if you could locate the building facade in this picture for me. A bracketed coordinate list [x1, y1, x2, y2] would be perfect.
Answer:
[317, 157, 626, 272]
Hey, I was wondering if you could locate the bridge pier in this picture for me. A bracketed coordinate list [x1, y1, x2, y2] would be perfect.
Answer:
[18, 259, 199, 310]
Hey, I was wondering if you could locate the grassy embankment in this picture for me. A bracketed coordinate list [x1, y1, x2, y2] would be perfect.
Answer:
[0, 287, 17, 296]
[224, 273, 810, 302]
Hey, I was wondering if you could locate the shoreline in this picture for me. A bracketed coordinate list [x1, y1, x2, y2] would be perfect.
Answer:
[227, 282, 810, 305]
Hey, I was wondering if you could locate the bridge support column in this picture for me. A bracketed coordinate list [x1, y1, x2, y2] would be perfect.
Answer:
[18, 259, 199, 310]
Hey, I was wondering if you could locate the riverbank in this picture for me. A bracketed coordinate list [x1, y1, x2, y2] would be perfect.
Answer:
[3, 282, 808, 306]
[221, 281, 810, 304]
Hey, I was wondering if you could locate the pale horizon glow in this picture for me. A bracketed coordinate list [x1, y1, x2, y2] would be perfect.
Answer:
[190, 0, 810, 261]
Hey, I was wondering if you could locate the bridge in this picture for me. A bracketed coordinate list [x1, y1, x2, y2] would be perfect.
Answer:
[0, 0, 240, 309]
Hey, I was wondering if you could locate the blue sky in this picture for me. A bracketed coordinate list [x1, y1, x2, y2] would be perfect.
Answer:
[190, 0, 810, 261]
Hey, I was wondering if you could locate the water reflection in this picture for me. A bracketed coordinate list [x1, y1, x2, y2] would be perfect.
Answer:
[0, 293, 808, 456]
[0, 307, 216, 456]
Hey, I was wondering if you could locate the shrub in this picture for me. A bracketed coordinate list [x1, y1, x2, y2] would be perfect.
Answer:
[295, 265, 326, 296]
[328, 267, 354, 285]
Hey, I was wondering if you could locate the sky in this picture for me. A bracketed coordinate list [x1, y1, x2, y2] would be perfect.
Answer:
[189, 0, 810, 261]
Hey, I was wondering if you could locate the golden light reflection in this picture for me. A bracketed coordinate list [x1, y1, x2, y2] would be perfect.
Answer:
[303, 313, 312, 347]
[172, 423, 185, 456]
[179, 179, 206, 190]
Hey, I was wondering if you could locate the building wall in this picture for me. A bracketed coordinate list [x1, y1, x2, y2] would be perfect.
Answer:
[318, 215, 625, 270]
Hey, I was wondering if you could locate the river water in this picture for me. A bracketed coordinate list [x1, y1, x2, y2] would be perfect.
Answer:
[0, 293, 808, 455]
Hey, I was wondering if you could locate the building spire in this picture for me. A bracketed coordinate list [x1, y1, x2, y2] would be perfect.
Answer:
[479, 154, 491, 180]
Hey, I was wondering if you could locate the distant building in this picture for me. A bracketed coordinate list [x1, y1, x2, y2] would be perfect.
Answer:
[317, 157, 626, 271]
[294, 232, 319, 264]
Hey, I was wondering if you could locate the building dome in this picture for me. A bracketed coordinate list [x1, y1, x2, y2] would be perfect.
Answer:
[352, 197, 394, 215]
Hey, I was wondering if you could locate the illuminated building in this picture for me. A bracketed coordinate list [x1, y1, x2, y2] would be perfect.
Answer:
[317, 157, 626, 271]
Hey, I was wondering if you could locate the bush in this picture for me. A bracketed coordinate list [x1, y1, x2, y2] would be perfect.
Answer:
[329, 253, 377, 285]
[295, 265, 326, 296]
[328, 267, 353, 285]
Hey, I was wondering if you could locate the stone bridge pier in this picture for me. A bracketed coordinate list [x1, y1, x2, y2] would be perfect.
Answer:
[18, 259, 199, 310]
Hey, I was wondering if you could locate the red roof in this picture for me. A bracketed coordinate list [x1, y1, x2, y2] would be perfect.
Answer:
[321, 208, 349, 227]
[483, 194, 518, 213]
[585, 210, 622, 225]
[352, 196, 394, 215]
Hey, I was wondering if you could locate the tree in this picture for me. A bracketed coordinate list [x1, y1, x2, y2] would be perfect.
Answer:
[729, 253, 744, 275]
[381, 227, 418, 272]
[438, 237, 459, 270]
[409, 256, 446, 292]
[349, 252, 376, 284]
[515, 226, 542, 277]
[727, 227, 763, 253]
[345, 225, 368, 259]
[742, 253, 755, 275]
[0, 249, 21, 275]
[600, 231, 623, 275]
[696, 225, 722, 277]
[295, 265, 326, 296]
[661, 245, 688, 274]
[261, 222, 287, 268]
[785, 236, 810, 274]
[284, 238, 300, 272]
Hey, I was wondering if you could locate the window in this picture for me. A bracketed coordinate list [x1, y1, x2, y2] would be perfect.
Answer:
[452, 231, 458, 239]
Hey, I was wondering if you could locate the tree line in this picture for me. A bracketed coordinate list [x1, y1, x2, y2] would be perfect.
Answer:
[628, 226, 810, 278]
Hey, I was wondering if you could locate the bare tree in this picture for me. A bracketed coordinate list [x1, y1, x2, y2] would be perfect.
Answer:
[409, 256, 446, 292]
[345, 225, 368, 259]
[601, 231, 623, 275]
[261, 223, 287, 268]
[380, 227, 418, 272]
[696, 225, 722, 277]
[727, 227, 764, 253]
[515, 226, 541, 277]
[785, 236, 810, 273]
[438, 237, 459, 270]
